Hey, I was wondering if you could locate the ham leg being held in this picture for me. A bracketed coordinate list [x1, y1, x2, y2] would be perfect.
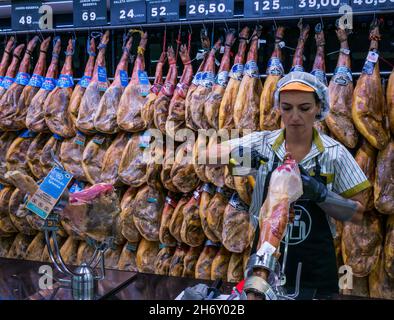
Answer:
[250, 154, 303, 294]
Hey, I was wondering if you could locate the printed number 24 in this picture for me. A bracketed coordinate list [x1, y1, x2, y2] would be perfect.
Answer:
[120, 9, 134, 19]
[254, 0, 280, 11]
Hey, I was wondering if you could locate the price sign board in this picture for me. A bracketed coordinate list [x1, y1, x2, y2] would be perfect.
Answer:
[295, 0, 349, 14]
[186, 0, 234, 20]
[110, 0, 147, 25]
[73, 0, 108, 27]
[147, 0, 179, 23]
[11, 1, 42, 31]
[244, 0, 295, 17]
[349, 0, 393, 11]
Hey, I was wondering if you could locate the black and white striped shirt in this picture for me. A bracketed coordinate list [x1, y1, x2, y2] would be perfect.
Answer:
[228, 128, 370, 198]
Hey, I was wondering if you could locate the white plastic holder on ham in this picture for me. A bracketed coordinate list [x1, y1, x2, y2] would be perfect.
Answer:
[20, 150, 113, 300]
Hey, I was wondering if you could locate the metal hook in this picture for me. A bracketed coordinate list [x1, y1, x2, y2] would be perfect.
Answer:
[320, 16, 324, 30]
[273, 18, 278, 31]
[224, 20, 229, 33]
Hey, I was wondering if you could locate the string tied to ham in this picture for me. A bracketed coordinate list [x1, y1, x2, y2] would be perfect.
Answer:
[65, 38, 76, 56]
[86, 35, 97, 57]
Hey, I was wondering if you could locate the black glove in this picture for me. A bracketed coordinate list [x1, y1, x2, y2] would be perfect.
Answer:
[298, 165, 328, 203]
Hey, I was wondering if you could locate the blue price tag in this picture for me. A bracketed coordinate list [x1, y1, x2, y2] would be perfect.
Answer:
[15, 72, 31, 86]
[77, 75, 92, 88]
[26, 166, 73, 220]
[18, 129, 37, 138]
[42, 77, 57, 91]
[98, 66, 107, 83]
[57, 74, 74, 88]
[138, 70, 150, 96]
[120, 70, 129, 87]
[1, 76, 15, 89]
[28, 74, 44, 88]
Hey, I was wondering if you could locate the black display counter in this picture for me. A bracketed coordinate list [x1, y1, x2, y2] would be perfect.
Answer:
[0, 258, 375, 300]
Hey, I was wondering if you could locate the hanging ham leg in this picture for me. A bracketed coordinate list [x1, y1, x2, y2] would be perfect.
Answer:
[59, 132, 91, 182]
[94, 36, 133, 134]
[387, 67, 394, 135]
[153, 46, 178, 134]
[291, 20, 310, 73]
[26, 37, 61, 132]
[0, 36, 39, 130]
[352, 20, 389, 150]
[190, 38, 223, 130]
[141, 50, 166, 129]
[341, 210, 383, 277]
[233, 26, 263, 131]
[101, 132, 130, 186]
[204, 29, 237, 130]
[0, 37, 16, 89]
[185, 30, 211, 131]
[219, 27, 250, 130]
[44, 38, 76, 138]
[117, 32, 150, 132]
[0, 43, 25, 99]
[13, 37, 51, 130]
[374, 140, 393, 215]
[77, 31, 110, 134]
[260, 26, 285, 131]
[165, 44, 194, 140]
[355, 139, 377, 211]
[326, 26, 358, 148]
[310, 24, 330, 135]
[69, 38, 96, 126]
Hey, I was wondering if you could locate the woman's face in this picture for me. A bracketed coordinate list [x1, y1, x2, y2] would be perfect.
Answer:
[279, 90, 321, 133]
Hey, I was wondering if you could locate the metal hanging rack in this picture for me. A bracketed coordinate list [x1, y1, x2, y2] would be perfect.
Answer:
[1, 9, 394, 35]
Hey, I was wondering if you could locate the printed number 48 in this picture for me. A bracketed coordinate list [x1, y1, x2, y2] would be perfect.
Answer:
[19, 15, 32, 24]
[120, 9, 134, 19]
[151, 6, 166, 17]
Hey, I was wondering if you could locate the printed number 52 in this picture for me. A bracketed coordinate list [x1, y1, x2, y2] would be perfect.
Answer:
[151, 6, 166, 17]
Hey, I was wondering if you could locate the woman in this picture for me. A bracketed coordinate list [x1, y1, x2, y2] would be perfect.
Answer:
[206, 71, 370, 297]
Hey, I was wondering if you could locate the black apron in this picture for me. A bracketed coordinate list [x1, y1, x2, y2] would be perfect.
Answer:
[258, 154, 339, 295]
